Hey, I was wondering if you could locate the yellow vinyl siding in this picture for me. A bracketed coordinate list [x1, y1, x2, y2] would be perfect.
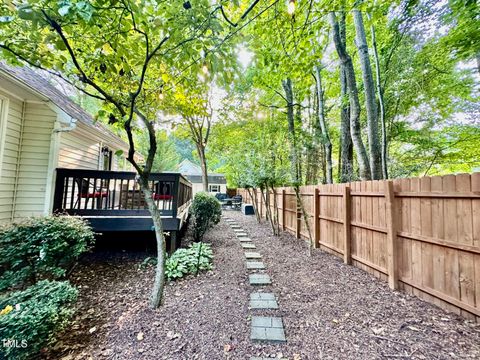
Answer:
[0, 91, 22, 224]
[12, 102, 55, 220]
[58, 124, 101, 170]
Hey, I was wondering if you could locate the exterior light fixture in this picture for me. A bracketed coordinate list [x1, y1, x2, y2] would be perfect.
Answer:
[158, 91, 164, 100]
[287, 0, 295, 15]
[202, 63, 209, 74]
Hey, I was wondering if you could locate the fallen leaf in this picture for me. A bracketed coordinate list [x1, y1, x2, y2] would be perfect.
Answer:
[223, 344, 232, 353]
[372, 327, 384, 335]
[137, 332, 144, 341]
[88, 327, 96, 334]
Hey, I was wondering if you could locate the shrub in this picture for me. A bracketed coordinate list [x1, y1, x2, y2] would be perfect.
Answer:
[190, 192, 221, 242]
[165, 242, 213, 281]
[0, 215, 95, 291]
[0, 280, 78, 360]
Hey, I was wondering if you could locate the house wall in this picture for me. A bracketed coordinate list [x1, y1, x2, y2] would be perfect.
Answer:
[0, 91, 22, 224]
[58, 122, 131, 171]
[12, 102, 55, 220]
[191, 182, 227, 196]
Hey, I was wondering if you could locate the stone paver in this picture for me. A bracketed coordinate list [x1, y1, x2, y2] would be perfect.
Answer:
[250, 316, 286, 343]
[249, 274, 271, 285]
[246, 261, 265, 270]
[233, 228, 244, 232]
[245, 252, 262, 259]
[241, 243, 256, 249]
[238, 237, 252, 242]
[249, 293, 278, 309]
[236, 232, 248, 237]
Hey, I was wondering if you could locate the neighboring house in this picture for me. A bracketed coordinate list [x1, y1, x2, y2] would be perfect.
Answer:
[177, 159, 227, 195]
[0, 63, 135, 224]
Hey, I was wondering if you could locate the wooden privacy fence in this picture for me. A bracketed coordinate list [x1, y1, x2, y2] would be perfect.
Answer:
[238, 173, 480, 321]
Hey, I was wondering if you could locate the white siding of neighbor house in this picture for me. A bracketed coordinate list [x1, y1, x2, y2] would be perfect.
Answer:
[12, 102, 55, 220]
[0, 91, 22, 223]
[191, 182, 227, 196]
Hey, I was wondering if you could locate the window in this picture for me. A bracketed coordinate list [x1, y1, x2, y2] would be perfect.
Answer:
[209, 184, 220, 192]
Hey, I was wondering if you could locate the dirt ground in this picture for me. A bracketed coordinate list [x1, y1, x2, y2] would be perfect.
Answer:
[45, 211, 480, 360]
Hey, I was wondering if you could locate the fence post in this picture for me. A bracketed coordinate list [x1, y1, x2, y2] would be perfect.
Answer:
[343, 185, 351, 264]
[385, 180, 398, 290]
[296, 189, 301, 239]
[313, 187, 320, 248]
[282, 189, 286, 231]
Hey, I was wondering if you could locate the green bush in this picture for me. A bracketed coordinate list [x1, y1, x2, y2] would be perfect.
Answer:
[0, 280, 78, 360]
[165, 242, 213, 281]
[190, 192, 221, 242]
[0, 215, 95, 291]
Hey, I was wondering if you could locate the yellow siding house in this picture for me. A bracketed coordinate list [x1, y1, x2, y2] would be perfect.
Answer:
[0, 63, 133, 224]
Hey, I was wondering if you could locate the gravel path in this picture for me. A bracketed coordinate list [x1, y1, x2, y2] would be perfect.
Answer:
[46, 211, 480, 360]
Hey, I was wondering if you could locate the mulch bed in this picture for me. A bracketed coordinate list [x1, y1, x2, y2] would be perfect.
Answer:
[45, 211, 480, 360]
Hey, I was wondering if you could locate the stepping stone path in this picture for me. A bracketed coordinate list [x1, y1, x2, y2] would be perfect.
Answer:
[223, 216, 287, 352]
[246, 261, 266, 270]
[249, 274, 271, 285]
[245, 252, 262, 259]
[249, 293, 279, 309]
[250, 316, 286, 343]
[241, 243, 256, 249]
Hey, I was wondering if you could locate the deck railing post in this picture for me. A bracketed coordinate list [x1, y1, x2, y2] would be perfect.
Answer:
[343, 184, 351, 264]
[52, 169, 66, 213]
[385, 180, 399, 290]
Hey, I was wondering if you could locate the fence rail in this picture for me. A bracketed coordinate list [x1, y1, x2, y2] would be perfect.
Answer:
[238, 172, 480, 321]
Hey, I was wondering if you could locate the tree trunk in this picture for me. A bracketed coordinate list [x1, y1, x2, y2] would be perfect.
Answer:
[197, 145, 209, 192]
[314, 64, 333, 184]
[339, 12, 354, 183]
[271, 185, 280, 236]
[368, 13, 388, 179]
[139, 178, 166, 309]
[282, 78, 300, 184]
[329, 11, 371, 180]
[250, 188, 261, 223]
[353, 10, 382, 180]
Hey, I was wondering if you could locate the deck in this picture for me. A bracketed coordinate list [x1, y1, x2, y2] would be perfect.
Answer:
[52, 168, 192, 233]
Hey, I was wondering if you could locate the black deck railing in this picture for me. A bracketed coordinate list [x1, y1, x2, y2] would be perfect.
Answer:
[53, 168, 192, 218]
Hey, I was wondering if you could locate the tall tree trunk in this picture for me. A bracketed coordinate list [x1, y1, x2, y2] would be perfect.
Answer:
[314, 64, 333, 184]
[368, 13, 388, 179]
[197, 145, 209, 192]
[339, 12, 354, 182]
[282, 78, 300, 184]
[329, 11, 371, 180]
[353, 10, 382, 180]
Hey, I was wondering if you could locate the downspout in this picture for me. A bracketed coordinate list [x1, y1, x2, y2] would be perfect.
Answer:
[11, 101, 26, 221]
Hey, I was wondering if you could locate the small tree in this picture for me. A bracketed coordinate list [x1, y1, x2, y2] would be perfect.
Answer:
[190, 192, 221, 242]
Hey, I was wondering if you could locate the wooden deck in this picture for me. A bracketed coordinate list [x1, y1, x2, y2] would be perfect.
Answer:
[52, 168, 192, 233]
